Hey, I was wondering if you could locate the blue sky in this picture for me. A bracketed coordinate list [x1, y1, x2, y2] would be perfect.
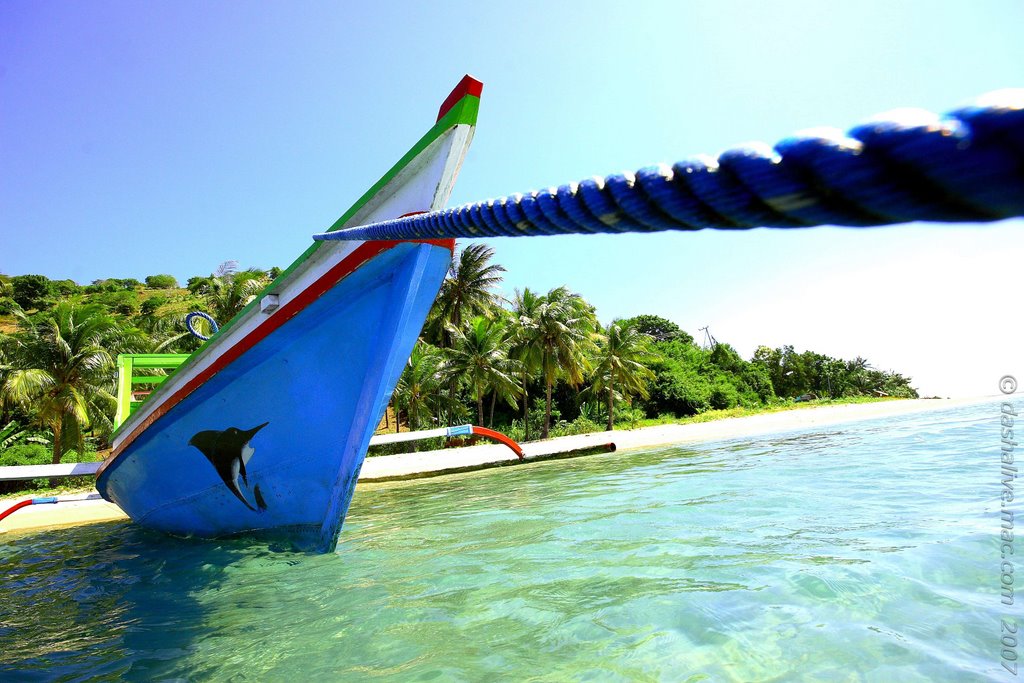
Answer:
[2, 1, 1022, 397]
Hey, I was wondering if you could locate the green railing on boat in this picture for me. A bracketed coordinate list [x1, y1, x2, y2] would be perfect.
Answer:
[114, 354, 191, 429]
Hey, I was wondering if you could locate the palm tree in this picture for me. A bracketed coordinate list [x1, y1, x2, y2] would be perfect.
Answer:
[189, 264, 272, 326]
[393, 341, 443, 440]
[526, 287, 598, 439]
[591, 320, 657, 431]
[425, 243, 505, 348]
[484, 308, 521, 428]
[2, 304, 121, 466]
[508, 288, 544, 440]
[0, 335, 13, 426]
[845, 356, 872, 395]
[424, 243, 505, 425]
[441, 317, 520, 426]
[141, 304, 206, 353]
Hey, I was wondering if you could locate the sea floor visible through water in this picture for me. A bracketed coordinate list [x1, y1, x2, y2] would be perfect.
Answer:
[0, 399, 1013, 681]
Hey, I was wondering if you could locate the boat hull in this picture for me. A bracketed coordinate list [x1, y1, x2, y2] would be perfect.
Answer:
[97, 240, 451, 551]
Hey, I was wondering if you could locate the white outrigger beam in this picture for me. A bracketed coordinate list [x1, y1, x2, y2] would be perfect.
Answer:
[370, 424, 524, 459]
[0, 425, 525, 484]
[0, 461, 102, 481]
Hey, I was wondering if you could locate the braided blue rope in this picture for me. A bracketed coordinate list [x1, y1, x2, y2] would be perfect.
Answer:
[313, 89, 1024, 242]
[185, 311, 219, 341]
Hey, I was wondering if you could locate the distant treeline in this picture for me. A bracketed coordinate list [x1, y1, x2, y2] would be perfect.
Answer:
[0, 246, 917, 475]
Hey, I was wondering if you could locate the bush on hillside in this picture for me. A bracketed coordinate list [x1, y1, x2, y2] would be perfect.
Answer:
[51, 279, 81, 296]
[623, 313, 694, 344]
[93, 290, 140, 316]
[87, 278, 141, 293]
[145, 274, 178, 289]
[11, 274, 50, 310]
[140, 295, 170, 316]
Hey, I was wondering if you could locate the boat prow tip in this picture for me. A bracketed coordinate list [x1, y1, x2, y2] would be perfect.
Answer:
[437, 74, 484, 122]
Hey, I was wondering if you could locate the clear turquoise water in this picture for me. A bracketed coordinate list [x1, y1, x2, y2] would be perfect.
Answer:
[0, 401, 1011, 681]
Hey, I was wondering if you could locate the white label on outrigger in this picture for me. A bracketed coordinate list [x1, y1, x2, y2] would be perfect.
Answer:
[369, 425, 475, 446]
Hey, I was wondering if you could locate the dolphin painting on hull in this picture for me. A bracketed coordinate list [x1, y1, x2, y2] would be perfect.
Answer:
[188, 422, 270, 512]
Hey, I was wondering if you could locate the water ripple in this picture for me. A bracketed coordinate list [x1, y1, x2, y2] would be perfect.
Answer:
[0, 400, 1009, 681]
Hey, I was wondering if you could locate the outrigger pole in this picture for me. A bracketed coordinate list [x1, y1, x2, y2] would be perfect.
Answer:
[0, 493, 104, 527]
[314, 89, 1024, 242]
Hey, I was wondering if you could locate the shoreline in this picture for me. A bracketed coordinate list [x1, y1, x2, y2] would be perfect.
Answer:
[0, 396, 999, 534]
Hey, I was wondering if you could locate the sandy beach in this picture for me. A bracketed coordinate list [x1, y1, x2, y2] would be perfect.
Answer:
[0, 396, 997, 534]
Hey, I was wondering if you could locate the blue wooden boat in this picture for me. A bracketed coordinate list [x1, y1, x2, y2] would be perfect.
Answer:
[96, 77, 483, 552]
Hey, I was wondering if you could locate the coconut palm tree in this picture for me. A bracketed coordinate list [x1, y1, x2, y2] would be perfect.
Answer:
[136, 301, 205, 353]
[591, 320, 657, 431]
[2, 303, 121, 467]
[423, 243, 505, 424]
[483, 308, 522, 428]
[0, 335, 13, 426]
[441, 317, 521, 426]
[524, 287, 598, 439]
[189, 264, 272, 326]
[393, 341, 444, 438]
[508, 287, 544, 439]
[425, 243, 505, 348]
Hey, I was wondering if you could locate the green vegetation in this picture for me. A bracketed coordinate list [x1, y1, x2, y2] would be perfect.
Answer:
[387, 244, 919, 451]
[442, 316, 520, 426]
[144, 274, 178, 289]
[3, 304, 118, 472]
[11, 275, 53, 310]
[186, 262, 272, 322]
[752, 345, 918, 399]
[0, 262, 276, 494]
[591, 320, 657, 431]
[392, 342, 443, 443]
[516, 286, 596, 438]
[0, 246, 920, 494]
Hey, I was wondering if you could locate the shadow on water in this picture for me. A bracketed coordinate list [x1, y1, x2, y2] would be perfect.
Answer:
[0, 520, 312, 681]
